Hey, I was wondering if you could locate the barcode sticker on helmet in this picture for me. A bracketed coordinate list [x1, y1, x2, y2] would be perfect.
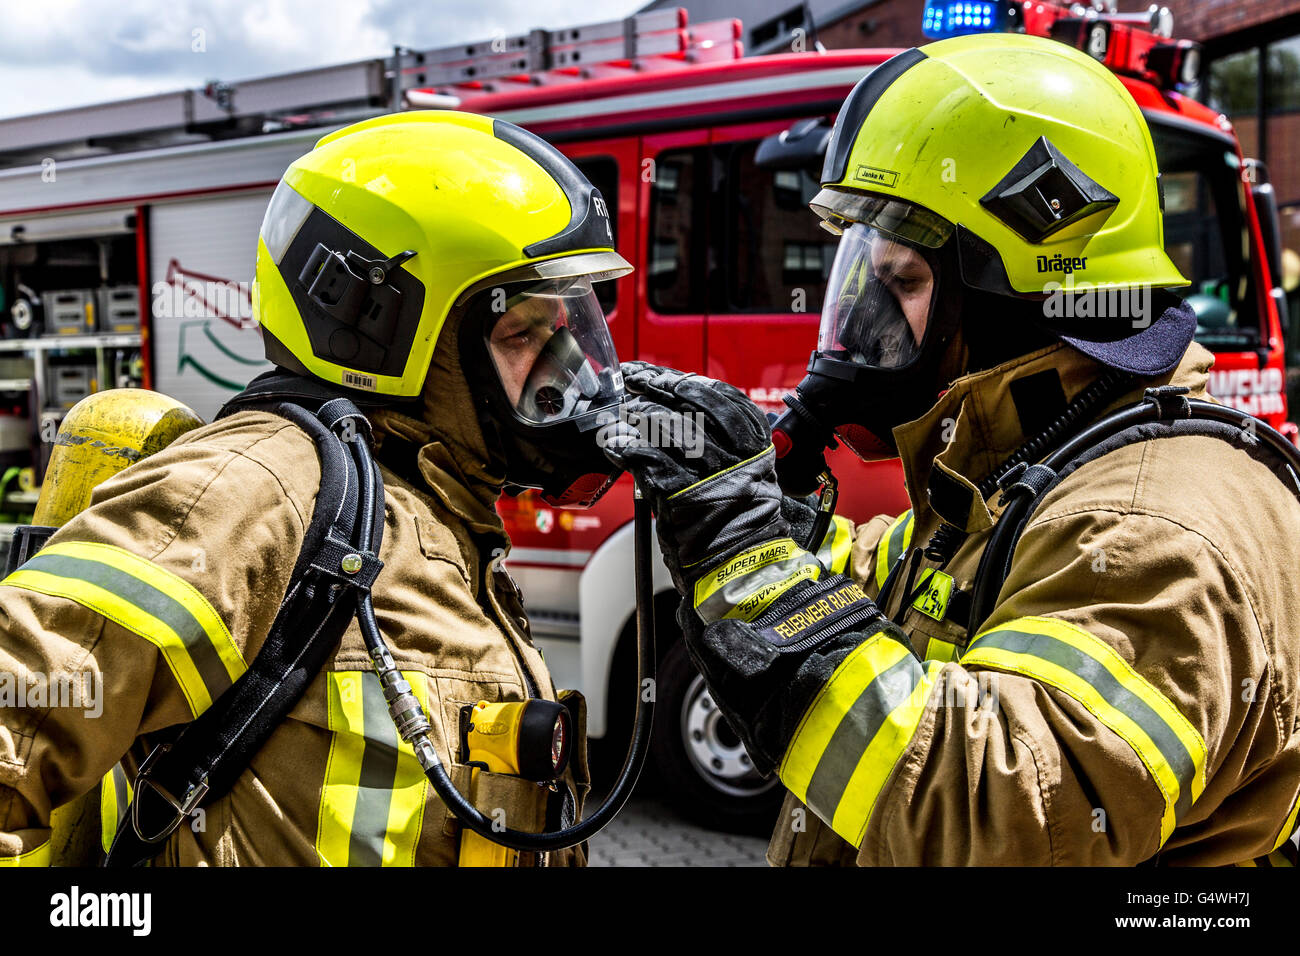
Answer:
[343, 371, 377, 391]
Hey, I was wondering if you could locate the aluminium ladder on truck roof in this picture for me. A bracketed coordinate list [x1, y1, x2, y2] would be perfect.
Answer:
[0, 7, 742, 169]
[398, 7, 741, 96]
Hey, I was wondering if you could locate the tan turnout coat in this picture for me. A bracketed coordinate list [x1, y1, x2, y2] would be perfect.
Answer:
[0, 326, 587, 867]
[770, 343, 1300, 866]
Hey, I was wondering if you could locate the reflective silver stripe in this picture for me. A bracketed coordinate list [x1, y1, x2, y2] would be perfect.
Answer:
[971, 628, 1197, 818]
[14, 551, 236, 709]
[348, 672, 402, 867]
[886, 512, 912, 568]
[816, 515, 853, 575]
[803, 653, 923, 821]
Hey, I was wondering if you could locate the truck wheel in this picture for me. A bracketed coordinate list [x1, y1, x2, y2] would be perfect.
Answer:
[650, 636, 783, 836]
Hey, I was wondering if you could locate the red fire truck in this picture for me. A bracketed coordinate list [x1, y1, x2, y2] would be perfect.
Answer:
[0, 2, 1287, 834]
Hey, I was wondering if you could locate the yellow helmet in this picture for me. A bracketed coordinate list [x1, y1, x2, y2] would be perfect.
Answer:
[813, 31, 1187, 294]
[253, 110, 631, 399]
[773, 32, 1198, 469]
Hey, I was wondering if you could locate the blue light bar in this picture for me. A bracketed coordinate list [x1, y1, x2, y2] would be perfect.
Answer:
[922, 1, 1005, 40]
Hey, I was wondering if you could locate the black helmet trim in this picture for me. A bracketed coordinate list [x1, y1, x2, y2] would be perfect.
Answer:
[822, 48, 928, 186]
[492, 119, 616, 258]
[274, 205, 425, 381]
[954, 224, 1020, 297]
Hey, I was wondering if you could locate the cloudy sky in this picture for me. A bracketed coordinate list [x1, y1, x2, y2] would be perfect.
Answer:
[0, 0, 648, 120]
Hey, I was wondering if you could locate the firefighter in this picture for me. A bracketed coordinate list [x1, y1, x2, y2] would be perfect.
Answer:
[0, 110, 629, 866]
[603, 33, 1300, 865]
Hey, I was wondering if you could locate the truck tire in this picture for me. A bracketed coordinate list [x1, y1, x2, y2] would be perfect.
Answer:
[650, 635, 783, 836]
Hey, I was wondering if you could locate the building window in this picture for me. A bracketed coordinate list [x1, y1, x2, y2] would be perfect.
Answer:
[722, 139, 836, 314]
[1204, 30, 1300, 409]
[646, 148, 710, 314]
[1207, 47, 1260, 157]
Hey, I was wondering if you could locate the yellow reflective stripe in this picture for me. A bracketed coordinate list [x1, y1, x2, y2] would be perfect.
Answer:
[816, 515, 855, 575]
[317, 670, 430, 867]
[964, 615, 1207, 846]
[924, 637, 959, 663]
[779, 636, 939, 847]
[694, 538, 802, 605]
[317, 673, 367, 867]
[1272, 790, 1300, 852]
[0, 840, 51, 866]
[383, 673, 429, 866]
[99, 762, 133, 856]
[3, 541, 244, 717]
[874, 510, 914, 590]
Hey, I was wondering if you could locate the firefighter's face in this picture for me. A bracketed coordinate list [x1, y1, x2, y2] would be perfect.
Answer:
[488, 295, 562, 408]
[870, 236, 934, 348]
[480, 274, 623, 427]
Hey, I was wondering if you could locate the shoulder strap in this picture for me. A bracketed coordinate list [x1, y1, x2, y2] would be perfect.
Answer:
[106, 381, 385, 867]
[968, 387, 1300, 635]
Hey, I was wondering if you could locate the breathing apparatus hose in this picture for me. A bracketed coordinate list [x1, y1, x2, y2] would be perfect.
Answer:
[353, 426, 655, 851]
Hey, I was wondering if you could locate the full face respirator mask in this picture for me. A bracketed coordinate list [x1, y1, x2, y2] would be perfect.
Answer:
[772, 199, 962, 497]
[461, 274, 626, 506]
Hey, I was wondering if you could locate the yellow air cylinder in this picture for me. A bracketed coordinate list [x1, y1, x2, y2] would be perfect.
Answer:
[30, 387, 204, 865]
[33, 388, 204, 527]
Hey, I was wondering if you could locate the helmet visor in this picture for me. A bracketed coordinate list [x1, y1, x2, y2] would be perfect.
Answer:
[482, 275, 622, 426]
[817, 222, 941, 371]
[810, 188, 955, 249]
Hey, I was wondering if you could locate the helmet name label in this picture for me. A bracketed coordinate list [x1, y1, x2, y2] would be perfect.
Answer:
[854, 165, 900, 188]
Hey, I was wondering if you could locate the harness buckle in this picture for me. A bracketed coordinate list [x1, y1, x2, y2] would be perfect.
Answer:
[130, 743, 209, 844]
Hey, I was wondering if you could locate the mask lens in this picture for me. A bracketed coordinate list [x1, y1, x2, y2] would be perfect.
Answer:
[817, 222, 940, 371]
[484, 275, 622, 425]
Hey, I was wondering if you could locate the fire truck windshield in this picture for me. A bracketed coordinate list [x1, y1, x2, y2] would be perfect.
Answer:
[1148, 115, 1262, 352]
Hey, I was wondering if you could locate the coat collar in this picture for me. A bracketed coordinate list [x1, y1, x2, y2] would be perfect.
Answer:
[891, 342, 1215, 532]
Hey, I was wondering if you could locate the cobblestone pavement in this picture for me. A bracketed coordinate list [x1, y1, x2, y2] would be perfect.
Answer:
[585, 793, 770, 867]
